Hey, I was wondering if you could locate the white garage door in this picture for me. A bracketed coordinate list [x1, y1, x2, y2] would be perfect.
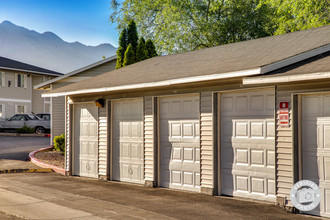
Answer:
[74, 104, 98, 178]
[112, 99, 144, 184]
[221, 89, 275, 201]
[160, 95, 200, 192]
[302, 94, 330, 217]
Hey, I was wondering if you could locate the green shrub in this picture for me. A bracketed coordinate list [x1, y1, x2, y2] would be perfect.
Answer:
[53, 134, 65, 155]
[16, 124, 34, 133]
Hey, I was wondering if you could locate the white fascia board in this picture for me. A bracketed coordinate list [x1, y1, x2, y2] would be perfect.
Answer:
[243, 72, 330, 85]
[35, 55, 117, 90]
[42, 68, 261, 97]
[260, 44, 330, 74]
[0, 66, 61, 77]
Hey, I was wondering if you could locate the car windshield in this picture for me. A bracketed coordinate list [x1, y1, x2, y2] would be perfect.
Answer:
[26, 114, 40, 120]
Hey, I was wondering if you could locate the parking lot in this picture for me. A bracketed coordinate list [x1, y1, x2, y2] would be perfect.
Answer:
[0, 136, 50, 170]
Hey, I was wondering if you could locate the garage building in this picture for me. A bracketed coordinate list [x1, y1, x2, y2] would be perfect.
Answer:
[43, 26, 330, 218]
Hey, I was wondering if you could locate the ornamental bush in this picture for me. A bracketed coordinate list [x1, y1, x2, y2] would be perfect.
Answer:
[16, 124, 34, 133]
[53, 134, 65, 155]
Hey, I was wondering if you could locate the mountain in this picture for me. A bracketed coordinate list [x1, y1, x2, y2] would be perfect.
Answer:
[0, 21, 117, 73]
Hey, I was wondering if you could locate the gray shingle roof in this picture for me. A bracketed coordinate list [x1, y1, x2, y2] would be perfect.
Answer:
[243, 52, 330, 84]
[46, 25, 330, 96]
[0, 56, 62, 76]
[260, 51, 330, 76]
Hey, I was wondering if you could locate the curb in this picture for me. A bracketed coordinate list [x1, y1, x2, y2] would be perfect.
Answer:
[0, 168, 53, 174]
[29, 147, 66, 175]
[0, 133, 47, 137]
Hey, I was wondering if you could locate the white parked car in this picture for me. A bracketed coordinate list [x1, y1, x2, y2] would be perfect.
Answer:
[0, 113, 50, 134]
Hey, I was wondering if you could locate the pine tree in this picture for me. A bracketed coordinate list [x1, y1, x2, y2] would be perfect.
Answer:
[123, 44, 135, 66]
[127, 20, 139, 52]
[146, 39, 157, 58]
[116, 28, 128, 69]
[115, 46, 125, 69]
[136, 37, 148, 62]
[119, 28, 128, 51]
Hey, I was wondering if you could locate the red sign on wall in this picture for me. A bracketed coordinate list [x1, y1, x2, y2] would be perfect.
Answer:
[279, 102, 289, 109]
[279, 102, 289, 127]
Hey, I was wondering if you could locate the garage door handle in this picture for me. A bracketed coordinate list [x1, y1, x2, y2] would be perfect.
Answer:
[86, 164, 90, 170]
[129, 168, 133, 174]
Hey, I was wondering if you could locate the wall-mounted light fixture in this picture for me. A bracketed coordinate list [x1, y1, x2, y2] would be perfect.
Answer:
[95, 98, 105, 107]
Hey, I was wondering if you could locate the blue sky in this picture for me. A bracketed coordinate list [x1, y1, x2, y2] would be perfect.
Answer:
[0, 0, 119, 47]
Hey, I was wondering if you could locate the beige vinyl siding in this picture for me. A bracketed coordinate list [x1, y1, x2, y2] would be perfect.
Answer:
[71, 60, 116, 78]
[275, 90, 294, 201]
[56, 60, 117, 84]
[200, 92, 214, 190]
[0, 71, 30, 100]
[51, 96, 66, 143]
[98, 104, 108, 176]
[32, 75, 44, 113]
[144, 96, 154, 182]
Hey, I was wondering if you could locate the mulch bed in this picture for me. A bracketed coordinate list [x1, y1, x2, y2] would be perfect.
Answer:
[34, 150, 65, 168]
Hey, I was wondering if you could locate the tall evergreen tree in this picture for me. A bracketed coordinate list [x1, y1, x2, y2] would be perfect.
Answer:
[115, 46, 125, 69]
[119, 28, 128, 50]
[123, 44, 135, 66]
[146, 39, 157, 58]
[127, 20, 139, 52]
[116, 28, 128, 69]
[136, 37, 148, 62]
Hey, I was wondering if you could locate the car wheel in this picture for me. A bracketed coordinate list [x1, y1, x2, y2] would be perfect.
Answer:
[35, 126, 45, 134]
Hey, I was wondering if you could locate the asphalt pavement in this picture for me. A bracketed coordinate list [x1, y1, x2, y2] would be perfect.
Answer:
[0, 136, 50, 170]
[0, 136, 322, 219]
[0, 172, 320, 220]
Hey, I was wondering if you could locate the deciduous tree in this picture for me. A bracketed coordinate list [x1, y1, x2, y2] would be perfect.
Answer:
[110, 0, 329, 54]
[262, 0, 330, 34]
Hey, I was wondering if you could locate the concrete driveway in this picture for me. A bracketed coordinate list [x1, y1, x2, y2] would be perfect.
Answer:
[0, 136, 50, 170]
[0, 172, 319, 220]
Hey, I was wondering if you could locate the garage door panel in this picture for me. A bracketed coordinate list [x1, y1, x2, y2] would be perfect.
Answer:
[251, 177, 265, 194]
[183, 172, 194, 186]
[302, 95, 330, 217]
[112, 99, 144, 184]
[267, 179, 276, 195]
[221, 89, 275, 201]
[160, 95, 200, 192]
[74, 104, 98, 178]
[266, 150, 275, 167]
[236, 175, 249, 192]
[324, 159, 330, 180]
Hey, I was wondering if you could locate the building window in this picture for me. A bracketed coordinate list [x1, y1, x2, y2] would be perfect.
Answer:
[15, 105, 25, 114]
[0, 72, 4, 87]
[0, 105, 3, 118]
[15, 73, 26, 88]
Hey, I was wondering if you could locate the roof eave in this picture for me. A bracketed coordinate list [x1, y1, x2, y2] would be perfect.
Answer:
[243, 72, 330, 85]
[42, 68, 261, 98]
[0, 66, 61, 76]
